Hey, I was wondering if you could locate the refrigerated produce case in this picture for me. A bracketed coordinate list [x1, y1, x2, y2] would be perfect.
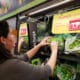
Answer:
[23, 0, 80, 80]
[0, 0, 80, 80]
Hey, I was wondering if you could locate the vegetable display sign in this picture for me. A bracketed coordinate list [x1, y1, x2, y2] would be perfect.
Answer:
[52, 9, 80, 34]
[19, 22, 28, 37]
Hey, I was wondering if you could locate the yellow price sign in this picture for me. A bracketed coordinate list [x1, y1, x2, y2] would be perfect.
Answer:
[52, 9, 80, 34]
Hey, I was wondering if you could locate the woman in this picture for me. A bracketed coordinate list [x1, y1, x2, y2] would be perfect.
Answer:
[0, 21, 58, 80]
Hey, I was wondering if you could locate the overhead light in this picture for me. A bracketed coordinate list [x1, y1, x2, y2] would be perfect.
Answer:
[19, 16, 26, 20]
[29, 0, 73, 16]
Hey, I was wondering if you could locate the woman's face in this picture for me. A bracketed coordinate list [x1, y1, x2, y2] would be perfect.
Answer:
[2, 29, 16, 52]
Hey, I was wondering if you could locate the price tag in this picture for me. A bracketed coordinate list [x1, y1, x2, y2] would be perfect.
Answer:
[20, 28, 26, 35]
[69, 19, 80, 31]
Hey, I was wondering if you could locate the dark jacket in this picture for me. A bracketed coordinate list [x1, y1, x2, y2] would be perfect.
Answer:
[0, 43, 51, 80]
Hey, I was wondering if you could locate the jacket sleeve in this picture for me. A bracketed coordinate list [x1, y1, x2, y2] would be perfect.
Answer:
[13, 54, 29, 62]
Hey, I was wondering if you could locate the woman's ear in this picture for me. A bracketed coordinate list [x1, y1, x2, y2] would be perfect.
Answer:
[0, 37, 6, 45]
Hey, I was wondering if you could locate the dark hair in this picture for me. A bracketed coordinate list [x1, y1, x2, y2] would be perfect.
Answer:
[0, 21, 9, 38]
[0, 21, 12, 63]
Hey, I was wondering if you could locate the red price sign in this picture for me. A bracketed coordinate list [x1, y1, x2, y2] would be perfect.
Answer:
[20, 28, 26, 35]
[69, 19, 80, 31]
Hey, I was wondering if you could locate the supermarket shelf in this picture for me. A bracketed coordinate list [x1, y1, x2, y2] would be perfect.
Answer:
[58, 54, 80, 63]
[38, 50, 80, 63]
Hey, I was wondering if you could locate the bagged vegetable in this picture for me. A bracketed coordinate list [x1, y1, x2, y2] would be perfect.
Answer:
[53, 64, 76, 80]
[48, 34, 64, 51]
[65, 34, 80, 54]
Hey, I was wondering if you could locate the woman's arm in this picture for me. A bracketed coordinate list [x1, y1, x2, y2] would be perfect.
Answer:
[18, 38, 24, 53]
[47, 41, 58, 73]
[25, 37, 51, 59]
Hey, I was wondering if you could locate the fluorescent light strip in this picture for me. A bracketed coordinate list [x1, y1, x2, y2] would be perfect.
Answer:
[19, 16, 26, 20]
[29, 0, 73, 15]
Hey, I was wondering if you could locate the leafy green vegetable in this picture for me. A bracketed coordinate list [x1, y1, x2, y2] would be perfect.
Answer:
[31, 58, 41, 65]
[48, 35, 64, 51]
[54, 64, 76, 80]
[69, 39, 80, 49]
[65, 34, 80, 54]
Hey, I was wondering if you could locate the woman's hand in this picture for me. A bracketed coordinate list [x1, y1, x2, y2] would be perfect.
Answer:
[19, 38, 24, 45]
[39, 37, 51, 47]
[50, 41, 58, 53]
